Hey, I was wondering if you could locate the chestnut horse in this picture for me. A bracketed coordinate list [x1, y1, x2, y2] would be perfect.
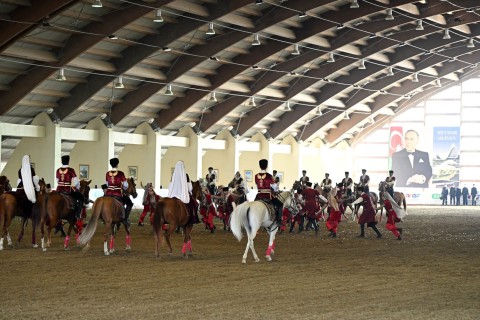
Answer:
[0, 177, 46, 250]
[78, 178, 137, 255]
[38, 179, 91, 251]
[377, 181, 407, 218]
[152, 184, 202, 258]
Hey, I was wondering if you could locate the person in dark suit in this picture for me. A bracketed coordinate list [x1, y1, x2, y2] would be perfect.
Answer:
[471, 184, 477, 206]
[391, 130, 432, 188]
[441, 186, 448, 206]
[462, 185, 469, 205]
[449, 185, 456, 205]
[455, 187, 461, 206]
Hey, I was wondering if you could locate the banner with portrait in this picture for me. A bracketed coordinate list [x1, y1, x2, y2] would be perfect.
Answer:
[431, 127, 460, 187]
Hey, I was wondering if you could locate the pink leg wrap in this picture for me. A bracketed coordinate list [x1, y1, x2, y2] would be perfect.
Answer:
[64, 236, 70, 247]
[266, 245, 272, 256]
[109, 236, 114, 250]
[271, 242, 275, 250]
[187, 240, 192, 251]
[126, 235, 131, 246]
[181, 243, 187, 254]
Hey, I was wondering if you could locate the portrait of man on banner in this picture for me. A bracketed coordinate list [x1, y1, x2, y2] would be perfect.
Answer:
[391, 129, 432, 188]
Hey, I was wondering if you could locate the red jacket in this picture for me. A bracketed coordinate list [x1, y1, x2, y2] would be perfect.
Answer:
[105, 170, 127, 197]
[255, 171, 275, 200]
[56, 167, 78, 193]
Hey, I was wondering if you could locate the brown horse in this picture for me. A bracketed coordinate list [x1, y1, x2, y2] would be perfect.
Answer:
[152, 192, 198, 259]
[377, 181, 407, 217]
[38, 179, 91, 251]
[0, 177, 46, 250]
[78, 178, 137, 255]
[0, 176, 12, 195]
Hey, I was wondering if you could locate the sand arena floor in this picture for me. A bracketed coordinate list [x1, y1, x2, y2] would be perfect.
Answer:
[0, 205, 479, 320]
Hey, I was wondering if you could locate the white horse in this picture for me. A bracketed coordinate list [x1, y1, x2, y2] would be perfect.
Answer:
[230, 190, 295, 264]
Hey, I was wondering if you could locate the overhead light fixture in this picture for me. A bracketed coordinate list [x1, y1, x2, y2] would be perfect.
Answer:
[252, 34, 261, 46]
[56, 68, 66, 81]
[292, 44, 301, 55]
[467, 38, 475, 48]
[298, 12, 307, 18]
[206, 22, 215, 35]
[435, 79, 442, 87]
[92, 0, 102, 8]
[114, 76, 124, 89]
[315, 107, 323, 116]
[255, 0, 263, 4]
[443, 29, 451, 40]
[209, 91, 217, 102]
[343, 112, 350, 120]
[164, 84, 173, 96]
[358, 59, 366, 70]
[284, 101, 292, 111]
[147, 118, 155, 124]
[99, 113, 107, 120]
[108, 34, 118, 40]
[387, 67, 394, 76]
[412, 72, 419, 82]
[368, 115, 375, 124]
[350, 0, 359, 9]
[386, 8, 394, 21]
[416, 20, 424, 31]
[327, 52, 335, 63]
[248, 97, 256, 107]
[153, 9, 164, 23]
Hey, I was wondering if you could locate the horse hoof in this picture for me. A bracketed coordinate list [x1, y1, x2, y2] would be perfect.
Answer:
[265, 256, 272, 262]
[104, 252, 110, 256]
[109, 249, 115, 254]
[64, 246, 70, 251]
[255, 258, 260, 263]
[125, 246, 131, 251]
[242, 259, 246, 264]
[32, 244, 38, 249]
[0, 247, 3, 251]
[42, 248, 47, 252]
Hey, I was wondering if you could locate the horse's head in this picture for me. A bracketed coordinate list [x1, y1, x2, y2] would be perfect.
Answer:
[378, 181, 386, 192]
[192, 180, 205, 201]
[0, 175, 12, 193]
[126, 177, 138, 198]
[292, 180, 303, 192]
[79, 179, 91, 204]
[38, 178, 48, 194]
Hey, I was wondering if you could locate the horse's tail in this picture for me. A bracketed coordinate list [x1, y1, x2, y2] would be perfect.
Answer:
[402, 195, 407, 211]
[152, 200, 166, 246]
[78, 198, 102, 246]
[230, 202, 250, 242]
[0, 195, 6, 234]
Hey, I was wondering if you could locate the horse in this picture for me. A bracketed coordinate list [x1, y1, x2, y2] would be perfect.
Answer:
[78, 178, 137, 255]
[352, 183, 378, 221]
[230, 190, 295, 264]
[151, 187, 202, 258]
[0, 176, 12, 195]
[378, 181, 407, 216]
[0, 177, 49, 250]
[38, 179, 91, 251]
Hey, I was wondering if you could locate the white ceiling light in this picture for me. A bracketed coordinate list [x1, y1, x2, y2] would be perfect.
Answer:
[327, 52, 335, 63]
[467, 38, 475, 48]
[416, 20, 424, 31]
[252, 34, 261, 46]
[153, 9, 164, 23]
[385, 9, 394, 21]
[435, 79, 442, 87]
[248, 97, 256, 107]
[443, 29, 451, 40]
[56, 68, 66, 81]
[92, 0, 102, 8]
[206, 22, 215, 35]
[209, 91, 217, 102]
[350, 0, 359, 9]
[412, 72, 419, 82]
[284, 101, 292, 111]
[387, 67, 394, 76]
[164, 84, 173, 96]
[292, 44, 301, 55]
[358, 59, 366, 69]
[315, 107, 323, 116]
[343, 112, 350, 120]
[114, 76, 124, 89]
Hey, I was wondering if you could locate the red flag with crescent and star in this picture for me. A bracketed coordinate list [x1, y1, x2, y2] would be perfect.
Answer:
[389, 126, 403, 168]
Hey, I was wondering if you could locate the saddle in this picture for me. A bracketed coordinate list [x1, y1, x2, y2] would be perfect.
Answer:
[57, 192, 76, 211]
[258, 199, 277, 221]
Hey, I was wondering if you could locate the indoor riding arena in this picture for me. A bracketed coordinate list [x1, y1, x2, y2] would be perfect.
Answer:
[1, 206, 479, 320]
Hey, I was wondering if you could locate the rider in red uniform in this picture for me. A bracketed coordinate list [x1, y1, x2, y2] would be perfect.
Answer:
[254, 159, 282, 223]
[138, 183, 161, 226]
[105, 158, 133, 222]
[56, 155, 84, 219]
[199, 185, 217, 233]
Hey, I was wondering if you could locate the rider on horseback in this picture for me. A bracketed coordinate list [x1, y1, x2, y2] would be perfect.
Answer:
[105, 158, 133, 223]
[168, 161, 199, 224]
[341, 171, 353, 198]
[254, 159, 282, 223]
[385, 170, 396, 198]
[56, 155, 84, 219]
[16, 155, 40, 213]
[321, 173, 332, 193]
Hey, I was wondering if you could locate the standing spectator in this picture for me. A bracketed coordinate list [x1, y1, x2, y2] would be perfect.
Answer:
[441, 186, 448, 206]
[471, 184, 477, 206]
[449, 185, 456, 205]
[462, 184, 469, 205]
[455, 186, 461, 206]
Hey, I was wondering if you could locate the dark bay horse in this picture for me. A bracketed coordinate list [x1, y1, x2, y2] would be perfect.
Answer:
[38, 179, 91, 251]
[0, 177, 46, 250]
[152, 186, 201, 258]
[378, 181, 407, 217]
[78, 178, 137, 255]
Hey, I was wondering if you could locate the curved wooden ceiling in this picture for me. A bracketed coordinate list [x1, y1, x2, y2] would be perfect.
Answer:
[0, 0, 479, 160]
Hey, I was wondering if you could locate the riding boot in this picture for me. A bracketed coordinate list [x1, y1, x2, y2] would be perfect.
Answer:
[289, 222, 295, 233]
[358, 224, 365, 238]
[276, 207, 282, 224]
[124, 205, 132, 224]
[75, 201, 83, 220]
[371, 225, 382, 238]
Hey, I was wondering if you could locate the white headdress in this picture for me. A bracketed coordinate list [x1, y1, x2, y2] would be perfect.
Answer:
[21, 155, 36, 203]
[384, 192, 407, 219]
[167, 161, 190, 203]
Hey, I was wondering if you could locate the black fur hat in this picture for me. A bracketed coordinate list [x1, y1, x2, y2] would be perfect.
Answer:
[259, 159, 268, 170]
[61, 155, 70, 165]
[109, 158, 119, 168]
